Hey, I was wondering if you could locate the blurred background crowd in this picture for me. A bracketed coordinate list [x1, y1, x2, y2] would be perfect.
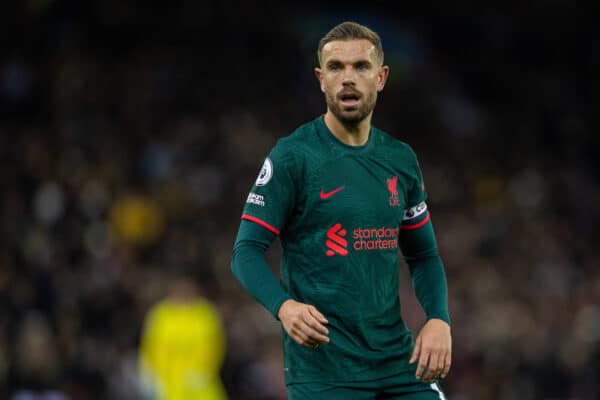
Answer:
[0, 1, 598, 399]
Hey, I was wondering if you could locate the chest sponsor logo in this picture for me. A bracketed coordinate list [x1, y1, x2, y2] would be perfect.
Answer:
[320, 185, 345, 200]
[325, 223, 399, 256]
[387, 176, 400, 207]
[326, 223, 348, 256]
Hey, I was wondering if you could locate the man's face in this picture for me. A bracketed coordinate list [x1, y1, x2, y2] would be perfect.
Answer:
[315, 39, 389, 125]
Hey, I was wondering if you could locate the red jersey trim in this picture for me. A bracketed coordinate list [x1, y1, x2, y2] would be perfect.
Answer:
[241, 214, 280, 235]
[401, 212, 431, 230]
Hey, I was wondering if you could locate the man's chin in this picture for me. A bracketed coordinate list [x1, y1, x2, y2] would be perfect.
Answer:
[335, 110, 367, 125]
[327, 99, 373, 125]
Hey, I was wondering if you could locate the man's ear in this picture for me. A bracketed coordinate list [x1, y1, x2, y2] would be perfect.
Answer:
[315, 67, 325, 93]
[377, 65, 390, 92]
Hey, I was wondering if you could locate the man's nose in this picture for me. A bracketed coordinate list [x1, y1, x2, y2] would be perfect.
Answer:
[341, 66, 357, 84]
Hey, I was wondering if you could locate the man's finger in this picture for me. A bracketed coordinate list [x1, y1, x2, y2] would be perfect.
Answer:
[300, 320, 329, 343]
[424, 351, 439, 381]
[291, 328, 310, 346]
[436, 350, 446, 378]
[415, 347, 430, 379]
[410, 335, 421, 364]
[303, 313, 329, 335]
[301, 311, 329, 337]
[441, 351, 451, 378]
[308, 305, 328, 324]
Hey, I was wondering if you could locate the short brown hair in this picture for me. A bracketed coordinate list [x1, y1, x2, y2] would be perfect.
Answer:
[317, 21, 384, 66]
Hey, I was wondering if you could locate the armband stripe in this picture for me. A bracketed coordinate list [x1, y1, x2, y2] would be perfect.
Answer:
[241, 214, 280, 235]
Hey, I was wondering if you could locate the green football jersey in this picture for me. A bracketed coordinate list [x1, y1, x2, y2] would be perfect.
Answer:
[242, 116, 428, 384]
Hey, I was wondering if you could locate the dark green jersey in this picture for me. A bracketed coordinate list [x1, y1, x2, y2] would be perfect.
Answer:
[241, 116, 428, 383]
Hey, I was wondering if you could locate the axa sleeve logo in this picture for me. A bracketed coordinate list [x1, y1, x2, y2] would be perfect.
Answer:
[325, 223, 348, 256]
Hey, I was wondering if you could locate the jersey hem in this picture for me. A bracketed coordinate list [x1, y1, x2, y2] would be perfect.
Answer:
[284, 364, 416, 385]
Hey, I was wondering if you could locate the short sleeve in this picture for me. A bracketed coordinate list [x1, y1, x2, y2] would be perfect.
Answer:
[241, 142, 297, 235]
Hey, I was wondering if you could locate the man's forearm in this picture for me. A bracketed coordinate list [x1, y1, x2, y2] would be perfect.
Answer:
[231, 220, 291, 319]
[400, 215, 451, 325]
[407, 252, 450, 325]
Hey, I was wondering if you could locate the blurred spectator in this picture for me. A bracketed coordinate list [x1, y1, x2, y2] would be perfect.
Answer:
[110, 193, 165, 247]
[139, 269, 227, 400]
[9, 312, 68, 400]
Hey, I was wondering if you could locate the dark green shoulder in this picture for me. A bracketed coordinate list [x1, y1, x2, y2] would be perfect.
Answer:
[372, 127, 419, 163]
[271, 118, 321, 159]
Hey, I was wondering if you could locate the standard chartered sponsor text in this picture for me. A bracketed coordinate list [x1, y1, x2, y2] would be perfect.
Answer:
[352, 227, 399, 251]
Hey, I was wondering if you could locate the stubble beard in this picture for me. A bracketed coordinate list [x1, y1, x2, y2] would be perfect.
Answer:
[326, 90, 377, 127]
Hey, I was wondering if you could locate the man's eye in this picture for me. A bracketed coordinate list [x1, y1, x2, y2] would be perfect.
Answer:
[329, 64, 341, 71]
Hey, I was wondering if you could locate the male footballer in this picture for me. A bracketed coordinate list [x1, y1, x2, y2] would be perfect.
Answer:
[231, 21, 451, 399]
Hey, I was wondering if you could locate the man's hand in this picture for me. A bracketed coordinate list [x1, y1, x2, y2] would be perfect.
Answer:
[277, 299, 329, 348]
[409, 318, 452, 382]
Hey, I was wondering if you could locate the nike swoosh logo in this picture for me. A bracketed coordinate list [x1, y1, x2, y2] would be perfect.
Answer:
[320, 185, 345, 199]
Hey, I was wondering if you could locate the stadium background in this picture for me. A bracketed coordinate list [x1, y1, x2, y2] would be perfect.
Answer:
[1, 1, 599, 399]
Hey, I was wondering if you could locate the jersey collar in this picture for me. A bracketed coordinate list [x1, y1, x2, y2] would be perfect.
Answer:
[316, 115, 376, 153]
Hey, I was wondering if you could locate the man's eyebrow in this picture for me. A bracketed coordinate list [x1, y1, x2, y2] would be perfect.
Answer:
[326, 58, 373, 66]
[354, 60, 373, 67]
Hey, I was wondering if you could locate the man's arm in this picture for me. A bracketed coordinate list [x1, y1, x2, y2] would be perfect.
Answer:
[231, 219, 291, 318]
[399, 204, 452, 382]
[231, 219, 329, 347]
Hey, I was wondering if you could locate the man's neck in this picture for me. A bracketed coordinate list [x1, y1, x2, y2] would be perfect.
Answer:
[324, 111, 372, 146]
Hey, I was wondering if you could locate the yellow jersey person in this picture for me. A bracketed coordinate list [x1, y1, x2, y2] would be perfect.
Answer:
[139, 271, 227, 400]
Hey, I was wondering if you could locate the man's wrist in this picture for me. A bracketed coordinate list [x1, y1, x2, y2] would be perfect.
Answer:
[275, 297, 294, 320]
[426, 315, 451, 327]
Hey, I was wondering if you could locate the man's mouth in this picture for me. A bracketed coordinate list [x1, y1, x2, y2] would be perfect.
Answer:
[339, 92, 361, 108]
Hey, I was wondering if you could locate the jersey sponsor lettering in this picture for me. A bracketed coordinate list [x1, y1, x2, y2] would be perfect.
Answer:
[246, 192, 265, 206]
[353, 226, 399, 251]
[325, 223, 399, 255]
